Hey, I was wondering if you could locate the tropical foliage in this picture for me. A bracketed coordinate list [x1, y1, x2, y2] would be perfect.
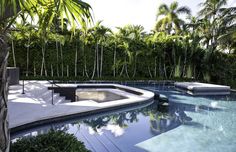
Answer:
[10, 130, 90, 152]
[5, 0, 236, 88]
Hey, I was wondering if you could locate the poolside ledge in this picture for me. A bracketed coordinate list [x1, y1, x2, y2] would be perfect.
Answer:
[174, 82, 230, 95]
[8, 81, 154, 130]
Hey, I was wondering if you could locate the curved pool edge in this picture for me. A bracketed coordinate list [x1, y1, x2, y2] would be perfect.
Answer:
[8, 82, 154, 132]
[10, 99, 154, 135]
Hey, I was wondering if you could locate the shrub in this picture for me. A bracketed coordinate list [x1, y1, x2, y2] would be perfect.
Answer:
[10, 130, 90, 152]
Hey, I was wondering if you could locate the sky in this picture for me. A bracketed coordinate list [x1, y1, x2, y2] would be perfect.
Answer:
[85, 0, 236, 32]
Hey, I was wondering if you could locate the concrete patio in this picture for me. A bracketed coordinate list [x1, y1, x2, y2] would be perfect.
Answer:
[8, 81, 154, 129]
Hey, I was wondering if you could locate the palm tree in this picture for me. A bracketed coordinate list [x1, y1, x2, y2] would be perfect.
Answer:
[115, 25, 145, 78]
[80, 25, 91, 78]
[197, 0, 236, 52]
[97, 24, 112, 78]
[88, 22, 100, 78]
[216, 7, 236, 53]
[144, 32, 160, 78]
[109, 33, 117, 77]
[0, 0, 92, 151]
[116, 26, 132, 78]
[155, 1, 191, 34]
[127, 25, 145, 77]
[88, 21, 111, 78]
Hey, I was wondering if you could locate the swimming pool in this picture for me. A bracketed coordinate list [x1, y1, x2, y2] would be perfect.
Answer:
[11, 82, 236, 152]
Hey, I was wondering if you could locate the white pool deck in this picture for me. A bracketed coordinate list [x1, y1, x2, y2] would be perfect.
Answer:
[8, 81, 154, 129]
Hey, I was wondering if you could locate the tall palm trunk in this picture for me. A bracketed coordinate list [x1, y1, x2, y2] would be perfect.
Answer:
[159, 57, 162, 78]
[162, 53, 167, 79]
[56, 41, 59, 77]
[34, 62, 36, 76]
[26, 36, 30, 77]
[67, 65, 69, 77]
[74, 40, 78, 77]
[83, 42, 89, 78]
[91, 44, 97, 79]
[119, 64, 125, 77]
[51, 64, 54, 77]
[113, 43, 116, 77]
[183, 43, 188, 77]
[11, 39, 16, 67]
[125, 57, 129, 78]
[132, 55, 137, 78]
[0, 36, 10, 152]
[154, 56, 157, 77]
[40, 42, 47, 76]
[163, 63, 167, 79]
[100, 44, 103, 78]
[148, 65, 153, 78]
[60, 43, 64, 77]
[96, 42, 99, 77]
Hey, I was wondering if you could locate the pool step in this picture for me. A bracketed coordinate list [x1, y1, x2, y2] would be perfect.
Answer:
[19, 81, 71, 104]
[43, 91, 71, 105]
[28, 85, 70, 105]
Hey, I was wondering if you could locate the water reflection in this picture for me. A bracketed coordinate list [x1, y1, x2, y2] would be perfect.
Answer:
[11, 101, 192, 144]
[88, 124, 125, 137]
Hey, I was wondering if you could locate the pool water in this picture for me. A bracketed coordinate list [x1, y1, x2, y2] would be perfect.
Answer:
[11, 83, 236, 152]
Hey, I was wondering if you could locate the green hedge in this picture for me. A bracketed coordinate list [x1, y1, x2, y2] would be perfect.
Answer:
[8, 35, 236, 88]
[10, 130, 90, 152]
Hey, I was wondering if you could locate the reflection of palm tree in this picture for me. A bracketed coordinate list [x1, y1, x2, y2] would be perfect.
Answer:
[149, 112, 170, 134]
[81, 109, 143, 132]
[83, 117, 111, 132]
[148, 108, 192, 135]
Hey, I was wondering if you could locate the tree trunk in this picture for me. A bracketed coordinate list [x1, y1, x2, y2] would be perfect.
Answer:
[96, 43, 99, 77]
[51, 64, 53, 77]
[40, 43, 47, 76]
[56, 41, 59, 77]
[34, 62, 36, 76]
[60, 43, 64, 77]
[154, 56, 157, 77]
[183, 43, 187, 77]
[113, 43, 116, 77]
[163, 62, 167, 79]
[67, 65, 69, 77]
[119, 64, 125, 77]
[26, 36, 30, 77]
[11, 39, 16, 67]
[125, 57, 129, 78]
[132, 55, 137, 78]
[100, 44, 103, 78]
[74, 40, 78, 77]
[0, 36, 10, 152]
[91, 45, 96, 79]
[82, 42, 89, 78]
[148, 65, 153, 78]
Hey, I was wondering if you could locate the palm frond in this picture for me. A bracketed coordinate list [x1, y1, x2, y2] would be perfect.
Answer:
[170, 1, 178, 11]
[177, 6, 191, 15]
[157, 4, 169, 16]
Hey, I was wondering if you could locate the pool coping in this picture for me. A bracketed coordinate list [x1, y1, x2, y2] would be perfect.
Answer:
[8, 81, 154, 131]
[10, 98, 154, 134]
